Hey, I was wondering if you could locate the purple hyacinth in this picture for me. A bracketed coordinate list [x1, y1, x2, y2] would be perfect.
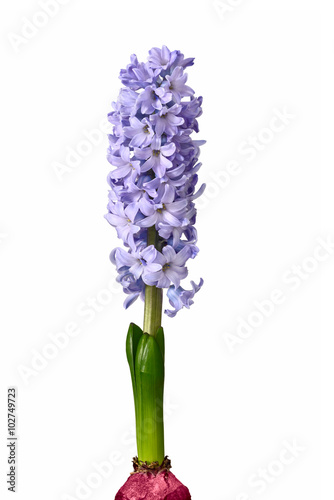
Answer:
[105, 46, 205, 317]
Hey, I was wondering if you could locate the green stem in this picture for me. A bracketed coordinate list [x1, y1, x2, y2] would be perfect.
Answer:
[135, 332, 165, 463]
[143, 226, 162, 337]
[134, 226, 164, 463]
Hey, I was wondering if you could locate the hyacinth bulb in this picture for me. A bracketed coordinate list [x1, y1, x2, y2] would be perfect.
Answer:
[115, 470, 191, 500]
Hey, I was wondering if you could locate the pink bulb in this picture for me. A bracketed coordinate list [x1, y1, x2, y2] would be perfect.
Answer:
[115, 471, 191, 500]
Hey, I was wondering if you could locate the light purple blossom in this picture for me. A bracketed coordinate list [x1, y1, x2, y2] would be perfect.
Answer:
[165, 279, 204, 317]
[105, 202, 140, 250]
[139, 185, 187, 230]
[119, 55, 158, 90]
[135, 137, 176, 178]
[148, 45, 179, 70]
[136, 85, 172, 115]
[116, 88, 138, 116]
[158, 205, 196, 246]
[144, 245, 191, 289]
[165, 67, 194, 104]
[108, 146, 141, 182]
[150, 104, 184, 137]
[105, 47, 205, 315]
[114, 245, 162, 280]
[170, 52, 195, 71]
[123, 117, 154, 147]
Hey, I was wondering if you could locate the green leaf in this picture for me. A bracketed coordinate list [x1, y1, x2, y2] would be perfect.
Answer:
[155, 326, 165, 362]
[126, 322, 143, 404]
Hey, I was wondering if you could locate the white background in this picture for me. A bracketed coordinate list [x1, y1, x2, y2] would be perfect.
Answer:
[0, 1, 333, 499]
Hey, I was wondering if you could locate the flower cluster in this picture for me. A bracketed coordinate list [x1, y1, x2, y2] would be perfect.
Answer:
[105, 46, 205, 317]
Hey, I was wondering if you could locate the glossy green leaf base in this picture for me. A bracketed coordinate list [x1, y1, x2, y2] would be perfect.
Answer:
[126, 323, 165, 464]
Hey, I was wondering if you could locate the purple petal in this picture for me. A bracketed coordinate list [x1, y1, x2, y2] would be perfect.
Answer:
[161, 210, 182, 227]
[161, 142, 176, 157]
[141, 245, 157, 262]
[105, 213, 125, 227]
[143, 270, 163, 286]
[155, 118, 165, 137]
[124, 293, 140, 309]
[161, 184, 175, 204]
[109, 165, 131, 179]
[124, 203, 139, 222]
[162, 245, 176, 262]
[139, 213, 158, 227]
[115, 248, 136, 267]
[157, 274, 171, 288]
[173, 245, 191, 266]
[164, 268, 182, 288]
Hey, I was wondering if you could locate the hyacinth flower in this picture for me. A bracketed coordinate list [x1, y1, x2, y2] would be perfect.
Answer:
[105, 45, 205, 500]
